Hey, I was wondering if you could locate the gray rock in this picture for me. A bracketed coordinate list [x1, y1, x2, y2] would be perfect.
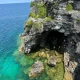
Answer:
[47, 56, 57, 67]
[29, 61, 44, 78]
[76, 42, 80, 54]
[64, 52, 70, 67]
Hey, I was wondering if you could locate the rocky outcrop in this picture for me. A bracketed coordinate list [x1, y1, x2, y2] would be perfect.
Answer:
[47, 55, 57, 67]
[22, 0, 80, 54]
[21, 0, 80, 80]
[29, 61, 44, 78]
[64, 52, 78, 80]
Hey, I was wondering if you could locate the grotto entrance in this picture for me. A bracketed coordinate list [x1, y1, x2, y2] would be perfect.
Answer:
[39, 30, 67, 53]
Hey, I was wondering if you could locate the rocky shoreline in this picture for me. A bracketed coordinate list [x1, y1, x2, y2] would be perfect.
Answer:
[19, 0, 80, 80]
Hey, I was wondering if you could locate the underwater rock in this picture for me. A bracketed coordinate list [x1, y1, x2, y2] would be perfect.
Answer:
[29, 61, 44, 78]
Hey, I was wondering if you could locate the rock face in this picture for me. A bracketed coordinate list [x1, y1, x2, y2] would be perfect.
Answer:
[22, 0, 80, 80]
[47, 56, 57, 67]
[29, 61, 44, 78]
[22, 0, 80, 54]
[64, 52, 78, 80]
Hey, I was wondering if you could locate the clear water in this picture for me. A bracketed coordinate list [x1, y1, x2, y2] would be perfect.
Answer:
[0, 3, 30, 80]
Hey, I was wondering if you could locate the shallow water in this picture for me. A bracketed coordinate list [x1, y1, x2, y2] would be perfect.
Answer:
[0, 3, 30, 80]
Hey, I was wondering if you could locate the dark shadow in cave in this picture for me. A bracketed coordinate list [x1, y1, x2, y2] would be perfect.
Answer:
[31, 30, 68, 54]
[44, 30, 67, 53]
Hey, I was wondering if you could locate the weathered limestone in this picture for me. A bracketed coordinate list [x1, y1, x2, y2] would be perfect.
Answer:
[29, 61, 44, 78]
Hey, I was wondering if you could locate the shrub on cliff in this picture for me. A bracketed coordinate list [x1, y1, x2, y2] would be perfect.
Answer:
[44, 17, 52, 22]
[33, 22, 43, 29]
[30, 1, 34, 7]
[25, 20, 33, 28]
[29, 3, 46, 18]
[37, 3, 46, 18]
[66, 3, 73, 11]
[29, 12, 36, 18]
[29, 12, 39, 19]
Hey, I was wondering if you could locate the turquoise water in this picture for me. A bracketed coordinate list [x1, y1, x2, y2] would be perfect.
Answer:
[0, 3, 30, 80]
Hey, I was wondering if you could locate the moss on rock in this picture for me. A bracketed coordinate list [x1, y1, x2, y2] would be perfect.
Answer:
[66, 3, 73, 11]
[33, 21, 43, 29]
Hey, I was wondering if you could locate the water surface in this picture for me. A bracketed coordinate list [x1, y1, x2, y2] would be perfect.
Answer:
[0, 3, 30, 80]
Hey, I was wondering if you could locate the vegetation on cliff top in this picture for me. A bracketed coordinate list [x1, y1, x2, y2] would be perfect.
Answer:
[37, 3, 46, 18]
[30, 2, 46, 18]
[30, 1, 34, 7]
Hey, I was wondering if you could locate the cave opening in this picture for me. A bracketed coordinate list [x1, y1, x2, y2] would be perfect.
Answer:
[39, 30, 67, 53]
[31, 30, 77, 55]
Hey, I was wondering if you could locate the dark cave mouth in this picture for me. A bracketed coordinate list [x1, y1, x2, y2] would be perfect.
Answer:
[31, 30, 77, 54]
[38, 30, 68, 53]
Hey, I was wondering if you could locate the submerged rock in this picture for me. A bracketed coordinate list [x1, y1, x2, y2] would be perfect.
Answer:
[29, 61, 44, 78]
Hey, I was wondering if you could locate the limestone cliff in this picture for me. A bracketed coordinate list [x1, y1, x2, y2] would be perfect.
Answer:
[20, 0, 80, 80]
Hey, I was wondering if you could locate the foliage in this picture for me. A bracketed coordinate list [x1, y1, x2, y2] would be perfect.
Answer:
[26, 20, 33, 27]
[30, 3, 46, 18]
[29, 12, 36, 18]
[29, 12, 39, 19]
[37, 3, 46, 18]
[37, 3, 44, 7]
[66, 3, 73, 11]
[76, 18, 80, 22]
[33, 22, 42, 29]
[30, 1, 34, 7]
[44, 17, 52, 22]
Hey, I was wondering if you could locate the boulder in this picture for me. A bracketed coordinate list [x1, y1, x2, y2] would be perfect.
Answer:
[47, 55, 57, 67]
[29, 61, 44, 78]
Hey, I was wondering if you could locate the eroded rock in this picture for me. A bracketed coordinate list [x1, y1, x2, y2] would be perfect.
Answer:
[29, 61, 44, 78]
[47, 55, 57, 67]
